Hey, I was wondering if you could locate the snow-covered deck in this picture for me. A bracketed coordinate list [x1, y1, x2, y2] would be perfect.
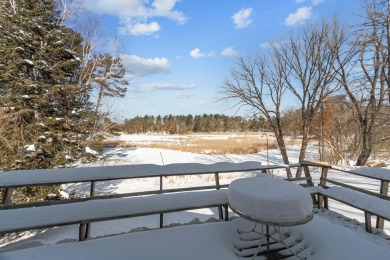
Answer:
[2, 212, 390, 260]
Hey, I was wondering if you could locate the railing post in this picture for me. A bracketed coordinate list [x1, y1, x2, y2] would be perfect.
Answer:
[215, 172, 223, 220]
[285, 167, 292, 178]
[302, 164, 314, 186]
[160, 176, 164, 228]
[319, 167, 329, 187]
[90, 181, 96, 197]
[224, 205, 229, 221]
[85, 181, 96, 238]
[301, 163, 329, 209]
[365, 212, 373, 233]
[317, 194, 321, 209]
[79, 222, 88, 241]
[323, 196, 329, 209]
[215, 172, 220, 189]
[376, 180, 389, 230]
[2, 188, 14, 205]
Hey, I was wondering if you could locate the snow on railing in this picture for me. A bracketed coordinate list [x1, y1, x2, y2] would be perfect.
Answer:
[1, 162, 297, 207]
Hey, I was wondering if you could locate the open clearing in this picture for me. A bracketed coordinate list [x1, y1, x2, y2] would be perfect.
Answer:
[104, 132, 301, 155]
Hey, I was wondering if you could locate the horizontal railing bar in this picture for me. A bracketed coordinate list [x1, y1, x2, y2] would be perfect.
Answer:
[318, 193, 390, 221]
[301, 160, 390, 182]
[0, 202, 228, 235]
[285, 177, 312, 182]
[300, 160, 332, 168]
[0, 184, 230, 210]
[322, 178, 390, 201]
[0, 164, 291, 189]
[330, 166, 390, 182]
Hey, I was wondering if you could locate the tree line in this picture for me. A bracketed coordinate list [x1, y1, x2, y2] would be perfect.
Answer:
[122, 114, 268, 134]
[121, 95, 390, 168]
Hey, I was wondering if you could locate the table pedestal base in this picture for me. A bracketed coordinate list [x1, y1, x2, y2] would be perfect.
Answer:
[234, 223, 304, 259]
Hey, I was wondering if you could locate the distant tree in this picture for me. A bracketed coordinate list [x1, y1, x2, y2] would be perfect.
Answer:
[185, 114, 194, 131]
[193, 115, 202, 132]
[281, 109, 302, 138]
[309, 95, 355, 164]
[155, 115, 163, 132]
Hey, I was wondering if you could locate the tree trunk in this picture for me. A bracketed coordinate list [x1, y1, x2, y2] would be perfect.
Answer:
[356, 129, 372, 166]
[387, 0, 390, 103]
[296, 127, 310, 177]
[274, 127, 292, 178]
[88, 85, 104, 145]
[95, 85, 104, 116]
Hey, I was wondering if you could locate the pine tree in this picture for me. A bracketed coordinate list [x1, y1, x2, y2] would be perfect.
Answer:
[0, 0, 92, 170]
[85, 53, 128, 142]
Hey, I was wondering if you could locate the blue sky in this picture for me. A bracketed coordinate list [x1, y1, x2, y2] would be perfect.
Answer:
[82, 0, 360, 119]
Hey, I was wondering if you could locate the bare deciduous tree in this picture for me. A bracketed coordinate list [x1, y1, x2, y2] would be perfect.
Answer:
[56, 0, 84, 26]
[223, 52, 293, 176]
[334, 0, 388, 165]
[76, 14, 102, 89]
[223, 18, 351, 176]
[277, 18, 352, 175]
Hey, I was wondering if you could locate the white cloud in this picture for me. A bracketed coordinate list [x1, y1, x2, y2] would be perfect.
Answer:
[295, 0, 305, 3]
[132, 83, 196, 93]
[311, 0, 324, 6]
[189, 48, 214, 59]
[151, 0, 187, 24]
[121, 54, 171, 77]
[84, 0, 147, 18]
[232, 8, 253, 29]
[119, 22, 161, 35]
[83, 0, 187, 36]
[221, 47, 239, 57]
[152, 0, 175, 13]
[284, 7, 312, 26]
[190, 48, 205, 58]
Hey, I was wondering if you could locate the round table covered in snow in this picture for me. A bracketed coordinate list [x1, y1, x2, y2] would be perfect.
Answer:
[228, 175, 314, 258]
[228, 175, 313, 226]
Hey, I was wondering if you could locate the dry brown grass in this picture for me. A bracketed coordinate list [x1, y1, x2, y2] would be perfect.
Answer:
[146, 138, 276, 154]
[102, 133, 302, 155]
[100, 141, 137, 149]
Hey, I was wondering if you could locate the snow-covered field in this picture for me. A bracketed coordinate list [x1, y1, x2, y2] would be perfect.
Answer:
[1, 134, 390, 259]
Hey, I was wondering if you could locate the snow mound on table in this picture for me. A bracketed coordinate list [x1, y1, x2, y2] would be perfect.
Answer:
[228, 175, 313, 225]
